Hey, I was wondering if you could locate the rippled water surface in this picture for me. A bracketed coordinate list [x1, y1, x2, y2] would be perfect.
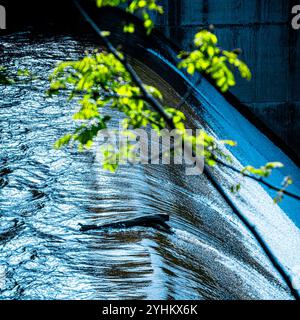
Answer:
[0, 32, 299, 300]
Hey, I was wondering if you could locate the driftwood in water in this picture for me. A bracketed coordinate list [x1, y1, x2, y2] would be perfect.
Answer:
[79, 214, 171, 232]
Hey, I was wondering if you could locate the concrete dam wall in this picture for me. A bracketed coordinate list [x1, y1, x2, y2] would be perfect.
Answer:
[152, 0, 300, 157]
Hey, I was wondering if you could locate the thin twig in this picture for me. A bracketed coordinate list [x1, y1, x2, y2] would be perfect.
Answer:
[175, 76, 203, 109]
[153, 143, 300, 201]
[214, 158, 300, 201]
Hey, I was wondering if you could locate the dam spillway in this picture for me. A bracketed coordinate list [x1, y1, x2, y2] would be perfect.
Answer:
[0, 2, 300, 300]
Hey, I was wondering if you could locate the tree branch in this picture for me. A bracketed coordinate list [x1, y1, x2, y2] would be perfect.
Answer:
[74, 0, 300, 203]
[214, 158, 300, 201]
[73, 0, 300, 300]
[73, 0, 174, 127]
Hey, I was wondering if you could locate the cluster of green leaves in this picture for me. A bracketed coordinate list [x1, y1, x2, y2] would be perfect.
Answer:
[193, 131, 236, 166]
[178, 30, 251, 92]
[95, 0, 250, 92]
[0, 65, 35, 85]
[274, 176, 293, 203]
[48, 47, 237, 171]
[247, 162, 294, 203]
[230, 162, 288, 200]
[96, 0, 163, 34]
[242, 162, 284, 178]
[0, 65, 15, 85]
[48, 50, 187, 169]
[46, 0, 293, 201]
[48, 50, 174, 130]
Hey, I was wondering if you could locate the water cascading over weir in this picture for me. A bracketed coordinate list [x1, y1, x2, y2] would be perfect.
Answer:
[0, 0, 300, 299]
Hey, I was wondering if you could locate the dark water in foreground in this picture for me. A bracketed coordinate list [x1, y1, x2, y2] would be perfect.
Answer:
[0, 32, 299, 300]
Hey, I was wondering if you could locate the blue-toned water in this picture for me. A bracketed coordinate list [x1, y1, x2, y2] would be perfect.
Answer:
[0, 31, 299, 300]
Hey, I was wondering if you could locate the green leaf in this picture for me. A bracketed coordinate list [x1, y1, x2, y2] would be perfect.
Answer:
[123, 23, 135, 33]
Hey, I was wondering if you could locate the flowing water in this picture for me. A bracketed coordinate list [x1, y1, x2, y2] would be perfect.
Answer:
[0, 31, 300, 300]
